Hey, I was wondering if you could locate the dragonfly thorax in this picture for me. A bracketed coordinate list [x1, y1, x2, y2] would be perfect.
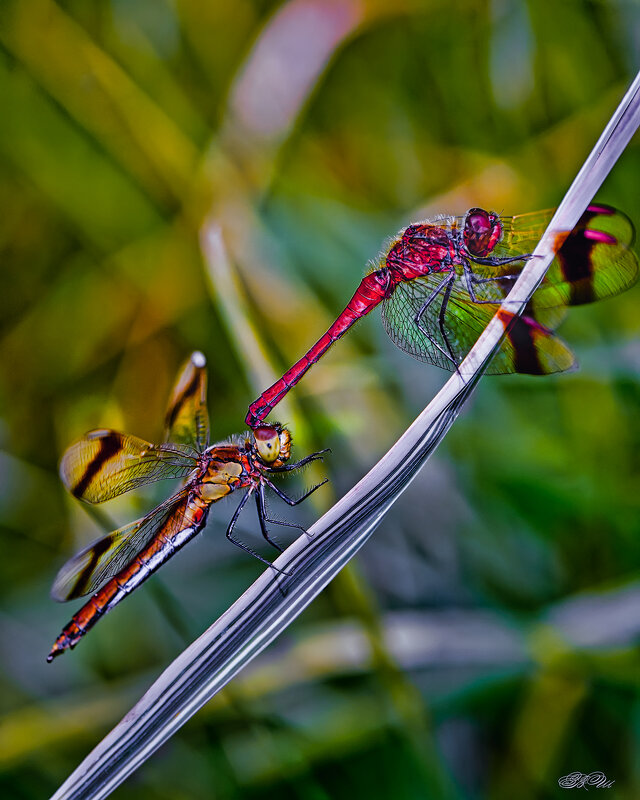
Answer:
[385, 222, 457, 281]
[198, 457, 245, 502]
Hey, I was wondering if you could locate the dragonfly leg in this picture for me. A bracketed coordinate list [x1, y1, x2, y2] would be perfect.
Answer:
[263, 477, 327, 540]
[470, 253, 534, 267]
[265, 477, 328, 506]
[464, 252, 540, 303]
[436, 276, 458, 366]
[464, 261, 522, 304]
[413, 272, 459, 368]
[254, 486, 285, 551]
[256, 483, 309, 537]
[225, 489, 290, 575]
[431, 277, 463, 370]
[471, 274, 518, 286]
[269, 448, 331, 473]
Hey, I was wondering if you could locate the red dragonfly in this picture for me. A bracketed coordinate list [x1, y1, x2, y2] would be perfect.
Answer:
[246, 204, 638, 427]
[49, 352, 326, 662]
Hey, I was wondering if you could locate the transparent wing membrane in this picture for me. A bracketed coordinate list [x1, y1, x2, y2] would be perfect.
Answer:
[382, 275, 575, 375]
[164, 352, 210, 452]
[52, 490, 192, 601]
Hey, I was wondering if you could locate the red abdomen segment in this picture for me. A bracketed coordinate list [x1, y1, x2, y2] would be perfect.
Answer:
[47, 500, 208, 661]
[246, 271, 390, 427]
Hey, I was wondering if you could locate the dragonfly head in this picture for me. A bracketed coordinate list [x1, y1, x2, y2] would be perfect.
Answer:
[252, 424, 291, 466]
[462, 208, 502, 257]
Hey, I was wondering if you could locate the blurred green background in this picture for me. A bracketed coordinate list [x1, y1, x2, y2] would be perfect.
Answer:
[1, 1, 639, 798]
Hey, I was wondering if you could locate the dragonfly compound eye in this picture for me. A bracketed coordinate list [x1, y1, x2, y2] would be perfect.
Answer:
[277, 427, 292, 462]
[253, 425, 282, 464]
[463, 208, 502, 257]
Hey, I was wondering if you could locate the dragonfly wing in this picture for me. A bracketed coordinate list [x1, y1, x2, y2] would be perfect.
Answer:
[497, 205, 638, 309]
[492, 309, 576, 375]
[382, 275, 575, 375]
[382, 275, 457, 370]
[52, 490, 192, 601]
[60, 429, 198, 503]
[164, 351, 209, 452]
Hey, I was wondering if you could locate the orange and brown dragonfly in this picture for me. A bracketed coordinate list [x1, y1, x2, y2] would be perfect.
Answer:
[48, 352, 326, 662]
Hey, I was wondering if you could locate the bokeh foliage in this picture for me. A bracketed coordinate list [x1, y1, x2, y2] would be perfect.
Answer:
[0, 1, 639, 799]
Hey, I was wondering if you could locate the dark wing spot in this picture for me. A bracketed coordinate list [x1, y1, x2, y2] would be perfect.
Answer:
[165, 371, 200, 433]
[72, 432, 122, 499]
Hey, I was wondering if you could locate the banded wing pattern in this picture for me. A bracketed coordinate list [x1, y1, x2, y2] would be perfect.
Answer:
[51, 489, 191, 601]
[164, 350, 209, 451]
[382, 277, 575, 375]
[495, 204, 638, 309]
[60, 429, 198, 503]
[382, 204, 638, 374]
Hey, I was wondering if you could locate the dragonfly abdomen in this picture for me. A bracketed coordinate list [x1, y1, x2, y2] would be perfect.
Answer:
[245, 271, 389, 426]
[47, 497, 209, 661]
